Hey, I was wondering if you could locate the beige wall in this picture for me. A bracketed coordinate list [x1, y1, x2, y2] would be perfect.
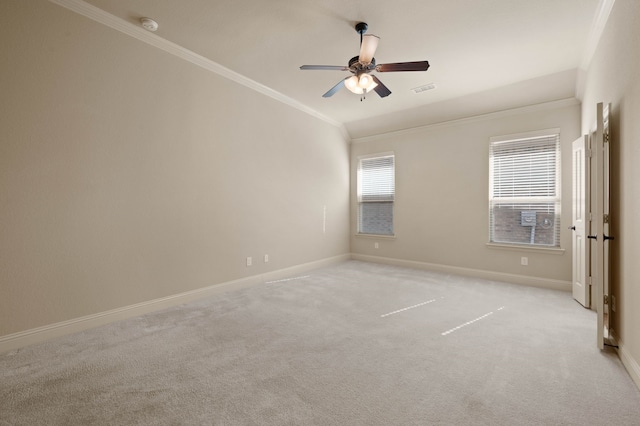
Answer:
[350, 102, 580, 283]
[580, 0, 640, 385]
[0, 1, 350, 337]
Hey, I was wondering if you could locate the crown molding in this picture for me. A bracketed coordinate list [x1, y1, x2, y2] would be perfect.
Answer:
[351, 98, 580, 144]
[580, 0, 616, 70]
[48, 0, 349, 139]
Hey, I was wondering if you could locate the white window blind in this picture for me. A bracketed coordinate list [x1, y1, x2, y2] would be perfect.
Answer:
[489, 132, 560, 247]
[358, 154, 395, 235]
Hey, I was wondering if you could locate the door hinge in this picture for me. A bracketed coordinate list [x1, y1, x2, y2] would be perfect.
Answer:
[604, 214, 610, 224]
[586, 149, 593, 158]
[604, 294, 609, 305]
[588, 276, 592, 286]
[604, 133, 610, 143]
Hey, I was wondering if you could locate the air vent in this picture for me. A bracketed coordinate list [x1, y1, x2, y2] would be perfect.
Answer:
[411, 83, 437, 94]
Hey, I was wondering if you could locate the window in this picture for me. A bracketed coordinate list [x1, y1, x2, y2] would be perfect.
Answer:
[489, 130, 560, 247]
[357, 153, 395, 235]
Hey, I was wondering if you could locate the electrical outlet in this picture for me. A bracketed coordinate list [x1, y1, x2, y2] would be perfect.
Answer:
[264, 254, 269, 263]
[374, 242, 379, 249]
[246, 257, 252, 267]
[520, 257, 528, 266]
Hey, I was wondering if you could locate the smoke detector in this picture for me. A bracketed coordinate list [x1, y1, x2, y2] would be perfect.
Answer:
[140, 17, 158, 32]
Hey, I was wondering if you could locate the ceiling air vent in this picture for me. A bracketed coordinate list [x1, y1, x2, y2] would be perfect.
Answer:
[411, 83, 437, 94]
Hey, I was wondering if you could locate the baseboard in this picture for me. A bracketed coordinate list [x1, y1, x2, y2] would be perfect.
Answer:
[0, 254, 350, 354]
[610, 329, 640, 392]
[350, 253, 572, 292]
[261, 254, 351, 283]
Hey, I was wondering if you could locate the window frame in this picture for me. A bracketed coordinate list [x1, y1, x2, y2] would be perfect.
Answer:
[488, 129, 561, 249]
[356, 152, 396, 237]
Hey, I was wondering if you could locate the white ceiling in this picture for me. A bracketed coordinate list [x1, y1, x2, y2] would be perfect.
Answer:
[78, 0, 602, 137]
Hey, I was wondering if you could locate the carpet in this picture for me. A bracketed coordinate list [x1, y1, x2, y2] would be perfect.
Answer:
[2, 260, 639, 425]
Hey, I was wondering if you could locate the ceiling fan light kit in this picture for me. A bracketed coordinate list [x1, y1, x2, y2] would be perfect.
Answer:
[300, 22, 430, 100]
[345, 73, 377, 94]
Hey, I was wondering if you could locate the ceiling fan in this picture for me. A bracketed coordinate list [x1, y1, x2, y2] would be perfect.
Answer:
[300, 22, 430, 99]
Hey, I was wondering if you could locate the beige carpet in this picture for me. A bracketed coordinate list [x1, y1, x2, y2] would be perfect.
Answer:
[2, 260, 640, 425]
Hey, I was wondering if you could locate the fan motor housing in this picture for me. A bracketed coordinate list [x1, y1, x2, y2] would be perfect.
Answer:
[349, 56, 376, 74]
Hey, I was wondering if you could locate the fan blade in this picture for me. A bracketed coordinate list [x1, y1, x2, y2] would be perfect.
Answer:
[371, 75, 391, 98]
[376, 61, 430, 72]
[359, 34, 379, 65]
[323, 77, 349, 97]
[300, 65, 349, 71]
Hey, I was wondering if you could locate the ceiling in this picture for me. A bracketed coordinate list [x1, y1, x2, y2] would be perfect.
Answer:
[78, 0, 602, 137]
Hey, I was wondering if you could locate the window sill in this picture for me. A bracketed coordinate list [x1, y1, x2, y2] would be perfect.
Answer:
[355, 233, 396, 240]
[486, 242, 565, 255]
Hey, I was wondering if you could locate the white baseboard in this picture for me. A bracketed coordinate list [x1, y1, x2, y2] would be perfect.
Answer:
[261, 254, 351, 283]
[0, 254, 350, 354]
[610, 330, 640, 391]
[350, 253, 572, 292]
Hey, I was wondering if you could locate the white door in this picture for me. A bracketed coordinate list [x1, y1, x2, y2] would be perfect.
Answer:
[571, 135, 590, 307]
[593, 102, 612, 350]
